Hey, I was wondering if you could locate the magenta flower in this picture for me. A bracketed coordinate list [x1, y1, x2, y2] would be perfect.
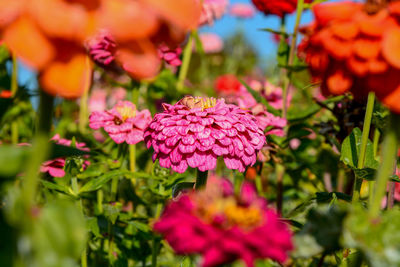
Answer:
[144, 96, 265, 173]
[199, 0, 229, 26]
[40, 134, 89, 178]
[89, 101, 152, 145]
[198, 33, 224, 54]
[88, 31, 117, 66]
[229, 3, 255, 18]
[154, 178, 293, 267]
[158, 44, 182, 67]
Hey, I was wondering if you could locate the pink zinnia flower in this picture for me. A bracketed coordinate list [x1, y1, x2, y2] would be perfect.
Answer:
[199, 0, 229, 26]
[154, 178, 293, 267]
[261, 81, 291, 110]
[144, 96, 265, 173]
[229, 3, 255, 18]
[89, 101, 152, 145]
[158, 44, 182, 67]
[40, 134, 89, 178]
[88, 31, 117, 66]
[198, 33, 224, 54]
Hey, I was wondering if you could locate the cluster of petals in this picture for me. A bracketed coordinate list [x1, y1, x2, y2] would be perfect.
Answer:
[154, 178, 293, 267]
[0, 0, 201, 98]
[251, 0, 312, 17]
[199, 0, 229, 26]
[229, 3, 255, 19]
[214, 74, 242, 94]
[40, 134, 89, 178]
[198, 33, 224, 54]
[144, 96, 265, 173]
[157, 44, 182, 67]
[89, 101, 152, 145]
[299, 1, 400, 113]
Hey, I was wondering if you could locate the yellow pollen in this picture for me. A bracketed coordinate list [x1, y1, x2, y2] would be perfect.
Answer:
[181, 96, 217, 111]
[116, 105, 136, 121]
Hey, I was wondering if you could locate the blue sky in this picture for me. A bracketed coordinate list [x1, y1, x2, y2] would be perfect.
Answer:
[200, 0, 314, 58]
[17, 0, 315, 90]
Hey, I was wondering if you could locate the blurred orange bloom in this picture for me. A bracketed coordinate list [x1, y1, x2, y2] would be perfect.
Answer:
[0, 0, 200, 98]
[299, 1, 400, 113]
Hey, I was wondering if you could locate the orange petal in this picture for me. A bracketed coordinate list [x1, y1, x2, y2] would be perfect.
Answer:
[382, 27, 400, 69]
[98, 0, 159, 41]
[321, 34, 352, 59]
[28, 0, 90, 41]
[0, 0, 25, 27]
[3, 17, 55, 70]
[142, 0, 201, 30]
[389, 1, 400, 17]
[40, 54, 92, 98]
[352, 39, 380, 59]
[330, 21, 358, 40]
[327, 69, 353, 95]
[356, 10, 388, 37]
[368, 58, 388, 74]
[347, 56, 369, 76]
[313, 2, 362, 26]
[116, 47, 161, 80]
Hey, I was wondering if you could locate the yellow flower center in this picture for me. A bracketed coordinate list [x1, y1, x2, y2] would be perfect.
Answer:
[116, 105, 136, 122]
[181, 96, 217, 111]
[194, 195, 263, 230]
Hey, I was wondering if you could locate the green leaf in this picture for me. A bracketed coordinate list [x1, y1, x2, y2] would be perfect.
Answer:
[344, 205, 400, 267]
[103, 203, 122, 224]
[0, 145, 30, 177]
[49, 143, 90, 159]
[40, 180, 74, 196]
[79, 170, 132, 194]
[258, 28, 290, 37]
[350, 167, 400, 182]
[86, 217, 101, 238]
[340, 127, 379, 169]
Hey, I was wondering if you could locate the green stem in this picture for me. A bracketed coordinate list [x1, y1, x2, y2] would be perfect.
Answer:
[276, 164, 285, 214]
[37, 90, 54, 135]
[81, 248, 88, 267]
[370, 114, 399, 218]
[373, 128, 381, 159]
[282, 0, 304, 119]
[352, 92, 375, 203]
[151, 238, 160, 267]
[177, 32, 194, 91]
[11, 53, 18, 96]
[129, 144, 136, 186]
[97, 190, 103, 214]
[195, 170, 208, 190]
[78, 57, 92, 133]
[11, 121, 18, 144]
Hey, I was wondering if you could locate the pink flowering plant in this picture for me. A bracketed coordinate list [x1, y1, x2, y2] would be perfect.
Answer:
[2, 1, 400, 267]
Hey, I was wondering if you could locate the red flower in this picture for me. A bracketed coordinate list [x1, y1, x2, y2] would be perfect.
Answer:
[214, 74, 242, 94]
[0, 90, 12, 98]
[299, 1, 400, 113]
[251, 0, 312, 17]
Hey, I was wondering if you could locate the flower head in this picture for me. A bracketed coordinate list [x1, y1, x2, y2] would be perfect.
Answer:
[198, 33, 224, 54]
[89, 101, 152, 145]
[214, 74, 242, 94]
[199, 0, 229, 26]
[298, 1, 400, 113]
[0, 0, 201, 98]
[230, 3, 255, 19]
[158, 44, 182, 67]
[144, 96, 265, 173]
[154, 178, 293, 267]
[251, 0, 312, 17]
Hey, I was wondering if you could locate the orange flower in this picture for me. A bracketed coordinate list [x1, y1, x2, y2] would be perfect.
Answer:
[299, 1, 400, 113]
[0, 0, 200, 98]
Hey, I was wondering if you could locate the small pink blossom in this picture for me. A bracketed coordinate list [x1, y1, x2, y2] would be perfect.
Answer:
[88, 31, 117, 66]
[199, 0, 229, 26]
[154, 178, 293, 267]
[229, 3, 255, 18]
[158, 44, 182, 67]
[89, 101, 152, 145]
[198, 33, 224, 54]
[144, 96, 265, 173]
